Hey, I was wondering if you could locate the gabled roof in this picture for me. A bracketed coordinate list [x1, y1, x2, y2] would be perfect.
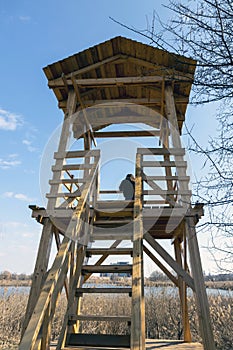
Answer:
[43, 36, 196, 132]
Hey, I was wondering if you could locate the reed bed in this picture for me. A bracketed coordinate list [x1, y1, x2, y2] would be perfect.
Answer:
[0, 287, 232, 350]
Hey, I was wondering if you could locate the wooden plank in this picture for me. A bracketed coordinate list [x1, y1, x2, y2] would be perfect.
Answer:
[52, 163, 94, 171]
[86, 247, 133, 255]
[93, 130, 160, 138]
[21, 219, 53, 339]
[47, 90, 77, 212]
[76, 287, 132, 295]
[174, 238, 192, 342]
[69, 315, 131, 322]
[54, 149, 99, 159]
[142, 208, 186, 217]
[91, 233, 133, 240]
[138, 148, 185, 155]
[185, 216, 216, 350]
[144, 232, 195, 291]
[67, 333, 130, 347]
[143, 245, 178, 286]
[142, 160, 187, 167]
[47, 54, 124, 87]
[49, 178, 86, 185]
[142, 175, 189, 181]
[19, 236, 71, 350]
[82, 265, 132, 273]
[83, 240, 123, 282]
[50, 75, 192, 88]
[143, 189, 191, 196]
[131, 152, 145, 350]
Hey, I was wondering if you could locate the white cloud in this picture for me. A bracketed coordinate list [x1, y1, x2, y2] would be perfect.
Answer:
[19, 15, 31, 22]
[2, 192, 35, 202]
[0, 108, 22, 130]
[22, 139, 37, 152]
[0, 155, 21, 169]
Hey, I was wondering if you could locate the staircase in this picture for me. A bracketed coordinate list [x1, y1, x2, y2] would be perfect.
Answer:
[61, 200, 136, 349]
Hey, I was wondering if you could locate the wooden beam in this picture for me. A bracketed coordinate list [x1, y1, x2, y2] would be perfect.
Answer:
[144, 232, 195, 291]
[19, 236, 71, 350]
[21, 219, 53, 339]
[59, 96, 189, 109]
[70, 73, 97, 147]
[49, 74, 192, 88]
[47, 54, 124, 87]
[93, 130, 160, 138]
[131, 152, 145, 350]
[143, 245, 178, 286]
[185, 216, 216, 350]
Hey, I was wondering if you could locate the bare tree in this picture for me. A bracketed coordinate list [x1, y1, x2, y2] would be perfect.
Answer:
[110, 0, 233, 270]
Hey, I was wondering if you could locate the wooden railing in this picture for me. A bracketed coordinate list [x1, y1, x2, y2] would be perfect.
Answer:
[137, 148, 190, 208]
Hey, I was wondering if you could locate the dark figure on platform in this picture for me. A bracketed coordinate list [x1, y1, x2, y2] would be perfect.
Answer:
[119, 174, 135, 200]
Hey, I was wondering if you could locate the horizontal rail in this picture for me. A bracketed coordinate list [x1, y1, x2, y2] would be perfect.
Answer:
[138, 148, 186, 155]
[69, 315, 131, 322]
[52, 163, 95, 171]
[143, 190, 191, 196]
[49, 178, 86, 185]
[54, 150, 100, 159]
[141, 161, 187, 167]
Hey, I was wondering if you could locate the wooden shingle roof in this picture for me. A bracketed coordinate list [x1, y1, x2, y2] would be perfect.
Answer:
[43, 36, 196, 133]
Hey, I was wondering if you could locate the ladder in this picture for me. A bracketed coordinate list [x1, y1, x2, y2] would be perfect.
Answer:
[59, 200, 136, 349]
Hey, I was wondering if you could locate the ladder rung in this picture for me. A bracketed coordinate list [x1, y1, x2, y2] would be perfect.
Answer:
[69, 315, 131, 322]
[82, 265, 132, 274]
[52, 163, 95, 171]
[76, 287, 132, 295]
[94, 219, 133, 226]
[141, 160, 187, 167]
[91, 233, 133, 241]
[138, 147, 186, 155]
[49, 178, 86, 185]
[67, 333, 130, 347]
[86, 248, 133, 255]
[142, 175, 190, 181]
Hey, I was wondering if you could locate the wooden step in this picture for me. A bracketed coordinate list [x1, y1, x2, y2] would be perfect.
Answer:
[95, 200, 134, 209]
[67, 333, 130, 348]
[76, 287, 132, 296]
[91, 227, 133, 241]
[86, 248, 133, 256]
[69, 315, 131, 322]
[94, 219, 133, 227]
[91, 232, 133, 241]
[82, 265, 132, 274]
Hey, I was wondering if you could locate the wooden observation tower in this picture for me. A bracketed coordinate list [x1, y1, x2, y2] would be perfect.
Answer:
[19, 37, 215, 350]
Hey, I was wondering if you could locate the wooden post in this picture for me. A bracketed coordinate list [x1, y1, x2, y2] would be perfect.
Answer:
[174, 238, 192, 342]
[131, 153, 145, 350]
[165, 84, 215, 350]
[185, 216, 216, 350]
[21, 218, 53, 339]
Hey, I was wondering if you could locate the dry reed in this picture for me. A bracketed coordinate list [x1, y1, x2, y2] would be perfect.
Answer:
[0, 287, 232, 350]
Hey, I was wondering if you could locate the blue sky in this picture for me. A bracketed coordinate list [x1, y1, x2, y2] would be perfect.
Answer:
[0, 0, 220, 275]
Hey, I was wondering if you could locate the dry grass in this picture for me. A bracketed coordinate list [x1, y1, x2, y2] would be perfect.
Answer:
[0, 287, 232, 350]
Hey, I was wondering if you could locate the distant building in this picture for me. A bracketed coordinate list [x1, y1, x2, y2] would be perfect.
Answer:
[100, 261, 131, 278]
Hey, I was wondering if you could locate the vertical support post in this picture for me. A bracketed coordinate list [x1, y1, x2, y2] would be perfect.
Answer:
[47, 89, 77, 212]
[165, 84, 215, 350]
[174, 238, 192, 341]
[21, 218, 53, 339]
[185, 216, 216, 350]
[131, 153, 145, 350]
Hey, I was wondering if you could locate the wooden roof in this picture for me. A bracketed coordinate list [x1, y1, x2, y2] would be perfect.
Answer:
[43, 36, 196, 133]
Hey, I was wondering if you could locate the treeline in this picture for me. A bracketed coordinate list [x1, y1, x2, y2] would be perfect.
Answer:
[148, 271, 233, 282]
[0, 271, 32, 281]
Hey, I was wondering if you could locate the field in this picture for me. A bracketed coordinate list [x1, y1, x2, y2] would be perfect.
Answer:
[0, 287, 232, 350]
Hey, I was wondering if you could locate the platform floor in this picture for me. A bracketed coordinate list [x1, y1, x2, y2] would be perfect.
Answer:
[51, 339, 203, 350]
